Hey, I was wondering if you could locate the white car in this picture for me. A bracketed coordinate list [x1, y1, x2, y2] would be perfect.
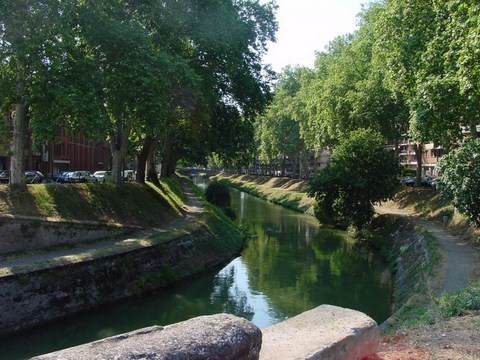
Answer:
[123, 169, 136, 182]
[93, 171, 112, 183]
[66, 171, 98, 183]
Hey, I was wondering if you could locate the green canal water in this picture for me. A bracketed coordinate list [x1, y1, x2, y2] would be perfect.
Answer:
[0, 178, 392, 359]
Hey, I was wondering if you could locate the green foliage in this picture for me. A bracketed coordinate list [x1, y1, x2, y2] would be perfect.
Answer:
[205, 182, 232, 208]
[309, 129, 399, 230]
[434, 280, 480, 317]
[436, 138, 480, 226]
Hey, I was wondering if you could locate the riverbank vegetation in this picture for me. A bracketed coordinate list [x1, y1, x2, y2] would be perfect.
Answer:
[212, 173, 314, 214]
[0, 175, 244, 277]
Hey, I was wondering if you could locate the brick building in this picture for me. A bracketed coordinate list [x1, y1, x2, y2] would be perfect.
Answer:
[0, 125, 111, 179]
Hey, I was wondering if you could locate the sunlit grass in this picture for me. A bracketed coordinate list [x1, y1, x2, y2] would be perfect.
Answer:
[212, 174, 315, 215]
[0, 182, 178, 227]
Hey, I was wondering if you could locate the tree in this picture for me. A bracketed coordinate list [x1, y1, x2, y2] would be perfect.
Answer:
[408, 0, 479, 153]
[255, 66, 308, 178]
[0, 0, 69, 185]
[372, 0, 437, 186]
[166, 0, 277, 176]
[309, 129, 399, 230]
[436, 139, 480, 226]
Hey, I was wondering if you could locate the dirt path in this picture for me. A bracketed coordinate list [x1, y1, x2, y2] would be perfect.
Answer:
[374, 205, 480, 360]
[375, 205, 479, 296]
[0, 182, 204, 272]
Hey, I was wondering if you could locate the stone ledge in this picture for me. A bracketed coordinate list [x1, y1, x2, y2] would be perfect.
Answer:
[260, 305, 379, 360]
[32, 306, 379, 360]
[32, 313, 262, 360]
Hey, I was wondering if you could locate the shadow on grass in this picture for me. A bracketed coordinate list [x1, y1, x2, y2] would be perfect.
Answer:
[0, 185, 42, 217]
[393, 188, 451, 215]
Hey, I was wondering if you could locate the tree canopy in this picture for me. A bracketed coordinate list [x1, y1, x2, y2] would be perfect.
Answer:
[0, 0, 278, 184]
[308, 128, 399, 230]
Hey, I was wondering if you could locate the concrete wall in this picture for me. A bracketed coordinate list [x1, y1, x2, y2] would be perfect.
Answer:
[0, 224, 242, 336]
[0, 215, 136, 254]
[32, 306, 380, 360]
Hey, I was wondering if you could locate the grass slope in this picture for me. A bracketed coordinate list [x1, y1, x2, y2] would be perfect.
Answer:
[0, 181, 180, 228]
[212, 173, 315, 214]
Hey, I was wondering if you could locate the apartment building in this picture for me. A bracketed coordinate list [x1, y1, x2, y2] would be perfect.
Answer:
[398, 140, 444, 177]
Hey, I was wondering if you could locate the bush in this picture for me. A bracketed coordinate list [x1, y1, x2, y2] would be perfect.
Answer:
[434, 280, 480, 317]
[205, 182, 236, 220]
[205, 181, 231, 207]
[309, 128, 399, 230]
[436, 138, 480, 226]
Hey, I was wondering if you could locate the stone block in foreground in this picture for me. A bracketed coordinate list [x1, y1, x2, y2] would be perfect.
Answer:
[33, 313, 262, 360]
[260, 305, 379, 360]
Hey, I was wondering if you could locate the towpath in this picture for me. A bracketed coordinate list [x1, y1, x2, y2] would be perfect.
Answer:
[375, 205, 479, 296]
[0, 182, 203, 272]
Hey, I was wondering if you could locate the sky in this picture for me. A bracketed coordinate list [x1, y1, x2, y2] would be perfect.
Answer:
[261, 0, 367, 72]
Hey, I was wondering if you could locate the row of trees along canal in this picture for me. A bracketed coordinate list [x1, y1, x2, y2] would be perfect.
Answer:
[244, 1, 479, 185]
[0, 0, 278, 185]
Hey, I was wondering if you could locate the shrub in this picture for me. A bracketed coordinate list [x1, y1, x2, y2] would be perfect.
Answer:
[205, 182, 236, 220]
[205, 182, 231, 207]
[436, 138, 480, 226]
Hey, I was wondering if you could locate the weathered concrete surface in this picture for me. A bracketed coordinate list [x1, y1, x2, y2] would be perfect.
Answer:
[260, 305, 379, 360]
[33, 314, 262, 360]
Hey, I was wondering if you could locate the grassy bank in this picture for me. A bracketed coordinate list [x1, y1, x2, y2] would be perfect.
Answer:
[212, 173, 315, 214]
[0, 180, 181, 228]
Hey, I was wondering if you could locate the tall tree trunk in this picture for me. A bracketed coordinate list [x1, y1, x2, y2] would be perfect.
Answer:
[414, 143, 423, 187]
[291, 157, 297, 178]
[301, 146, 308, 179]
[109, 113, 132, 184]
[146, 140, 159, 185]
[470, 123, 478, 139]
[10, 101, 28, 186]
[161, 135, 176, 177]
[281, 154, 286, 177]
[11, 62, 28, 187]
[136, 135, 154, 184]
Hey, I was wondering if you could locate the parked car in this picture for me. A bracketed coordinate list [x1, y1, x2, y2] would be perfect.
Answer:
[25, 171, 44, 184]
[0, 170, 9, 184]
[93, 170, 112, 183]
[401, 176, 415, 186]
[55, 171, 73, 183]
[123, 169, 136, 182]
[421, 175, 434, 187]
[65, 171, 98, 183]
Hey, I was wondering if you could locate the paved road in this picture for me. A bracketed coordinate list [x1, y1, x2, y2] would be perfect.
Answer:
[375, 206, 479, 296]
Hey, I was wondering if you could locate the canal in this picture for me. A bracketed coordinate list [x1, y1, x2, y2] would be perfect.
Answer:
[0, 178, 392, 359]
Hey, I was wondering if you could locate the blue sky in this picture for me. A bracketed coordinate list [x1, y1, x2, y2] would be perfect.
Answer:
[262, 0, 367, 72]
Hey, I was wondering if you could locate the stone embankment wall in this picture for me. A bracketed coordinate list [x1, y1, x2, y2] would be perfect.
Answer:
[0, 224, 242, 336]
[0, 215, 136, 254]
[381, 217, 436, 329]
[390, 220, 434, 309]
[33, 305, 380, 360]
